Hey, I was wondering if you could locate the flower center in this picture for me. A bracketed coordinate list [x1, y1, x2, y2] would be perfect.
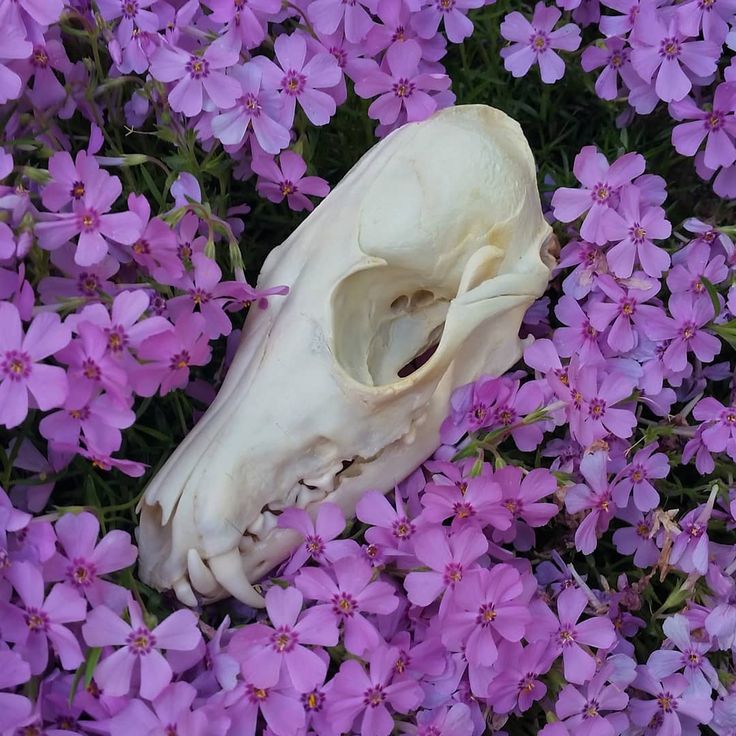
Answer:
[584, 699, 600, 718]
[363, 685, 385, 707]
[657, 693, 677, 712]
[2, 350, 31, 381]
[592, 183, 610, 203]
[243, 93, 261, 115]
[631, 224, 647, 242]
[133, 238, 150, 255]
[170, 350, 191, 370]
[280, 180, 296, 196]
[126, 627, 156, 655]
[621, 299, 635, 316]
[452, 501, 474, 519]
[302, 690, 325, 711]
[67, 558, 97, 588]
[25, 607, 49, 632]
[659, 37, 681, 59]
[82, 358, 101, 381]
[187, 56, 210, 79]
[78, 272, 100, 296]
[636, 522, 650, 538]
[530, 31, 549, 52]
[332, 592, 357, 617]
[443, 561, 463, 584]
[271, 626, 297, 653]
[106, 326, 127, 352]
[588, 398, 606, 418]
[78, 209, 100, 232]
[392, 517, 414, 540]
[477, 603, 497, 625]
[71, 180, 86, 199]
[393, 78, 415, 98]
[706, 111, 724, 131]
[191, 288, 211, 306]
[283, 71, 306, 95]
[246, 684, 269, 703]
[557, 624, 576, 647]
[122, 0, 138, 17]
[32, 46, 49, 68]
[305, 534, 325, 556]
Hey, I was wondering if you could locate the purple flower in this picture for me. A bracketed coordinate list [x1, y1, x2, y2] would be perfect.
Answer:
[308, 0, 377, 43]
[629, 670, 712, 734]
[551, 147, 646, 245]
[134, 313, 212, 396]
[41, 150, 102, 212]
[0, 648, 32, 733]
[254, 33, 342, 126]
[0, 302, 70, 429]
[552, 586, 617, 684]
[643, 293, 720, 372]
[490, 379, 547, 451]
[485, 640, 555, 713]
[605, 186, 671, 278]
[211, 62, 291, 155]
[408, 705, 475, 736]
[295, 556, 398, 655]
[354, 39, 450, 125]
[328, 646, 424, 736]
[500, 3, 582, 84]
[677, 0, 736, 43]
[233, 586, 337, 692]
[695, 397, 736, 461]
[404, 525, 487, 607]
[150, 38, 241, 117]
[554, 294, 604, 365]
[44, 511, 137, 611]
[581, 37, 636, 101]
[127, 194, 183, 282]
[253, 150, 330, 212]
[411, 0, 484, 44]
[629, 9, 720, 103]
[0, 16, 32, 105]
[612, 507, 660, 567]
[668, 241, 728, 300]
[1, 561, 86, 675]
[206, 0, 281, 50]
[555, 670, 629, 736]
[278, 502, 357, 574]
[669, 507, 710, 575]
[36, 170, 141, 266]
[671, 83, 736, 170]
[647, 614, 718, 697]
[82, 598, 201, 699]
[440, 375, 506, 443]
[565, 450, 615, 554]
[442, 564, 532, 667]
[357, 490, 418, 555]
[612, 443, 668, 511]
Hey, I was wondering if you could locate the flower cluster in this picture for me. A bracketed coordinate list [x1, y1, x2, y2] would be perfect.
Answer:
[499, 0, 736, 199]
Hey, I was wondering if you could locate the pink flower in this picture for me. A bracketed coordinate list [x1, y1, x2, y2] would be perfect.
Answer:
[211, 63, 291, 155]
[82, 598, 201, 699]
[357, 490, 419, 556]
[127, 194, 183, 282]
[1, 561, 86, 675]
[232, 586, 337, 692]
[35, 170, 141, 266]
[253, 150, 330, 212]
[0, 302, 70, 429]
[44, 511, 137, 611]
[41, 150, 102, 212]
[295, 556, 398, 656]
[693, 397, 736, 462]
[308, 0, 377, 43]
[411, 0, 484, 44]
[150, 38, 241, 117]
[253, 33, 342, 127]
[611, 442, 668, 512]
[354, 39, 450, 125]
[670, 83, 736, 170]
[581, 37, 636, 101]
[553, 295, 604, 365]
[134, 313, 212, 396]
[206, 0, 282, 50]
[551, 146, 645, 246]
[629, 9, 720, 103]
[500, 3, 581, 84]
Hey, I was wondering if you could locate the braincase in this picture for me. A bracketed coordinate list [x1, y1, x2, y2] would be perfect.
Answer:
[357, 106, 545, 280]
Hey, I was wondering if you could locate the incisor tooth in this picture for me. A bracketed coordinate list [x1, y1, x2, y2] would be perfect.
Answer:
[187, 549, 221, 598]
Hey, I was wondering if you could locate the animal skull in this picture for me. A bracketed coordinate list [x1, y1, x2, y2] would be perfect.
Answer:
[137, 104, 554, 607]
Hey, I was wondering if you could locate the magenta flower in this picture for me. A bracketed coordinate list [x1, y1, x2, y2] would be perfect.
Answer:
[490, 378, 547, 451]
[0, 649, 32, 733]
[211, 62, 291, 155]
[643, 293, 720, 372]
[253, 150, 330, 212]
[605, 186, 672, 278]
[127, 194, 183, 282]
[440, 375, 506, 443]
[500, 3, 582, 84]
[677, 91, 736, 183]
[254, 32, 342, 126]
[206, 0, 281, 50]
[278, 502, 357, 574]
[611, 442, 668, 512]
[565, 450, 615, 554]
[647, 614, 718, 697]
[328, 647, 424, 736]
[667, 242, 728, 300]
[36, 170, 141, 266]
[44, 511, 137, 611]
[410, 705, 475, 736]
[354, 39, 450, 126]
[82, 598, 201, 699]
[404, 525, 488, 608]
[629, 10, 720, 103]
[411, 0, 484, 43]
[694, 397, 736, 461]
[97, 0, 159, 60]
[41, 150, 102, 212]
[629, 670, 712, 734]
[1, 561, 86, 675]
[669, 507, 710, 575]
[308, 0, 377, 43]
[581, 37, 636, 101]
[555, 671, 629, 736]
[295, 555, 398, 656]
[551, 147, 645, 245]
[0, 302, 70, 429]
[150, 38, 241, 117]
[442, 564, 532, 667]
[134, 313, 212, 396]
[357, 490, 418, 555]
[552, 586, 617, 684]
[233, 586, 337, 692]
[168, 254, 237, 339]
[68, 439, 147, 477]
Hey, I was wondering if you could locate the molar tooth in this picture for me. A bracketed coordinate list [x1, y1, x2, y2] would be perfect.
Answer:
[403, 427, 417, 445]
[266, 484, 300, 512]
[297, 486, 328, 508]
[303, 462, 343, 492]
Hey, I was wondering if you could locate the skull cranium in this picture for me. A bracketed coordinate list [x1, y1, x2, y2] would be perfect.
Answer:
[137, 104, 554, 607]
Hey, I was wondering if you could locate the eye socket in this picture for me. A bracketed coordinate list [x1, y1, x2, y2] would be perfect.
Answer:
[332, 269, 450, 387]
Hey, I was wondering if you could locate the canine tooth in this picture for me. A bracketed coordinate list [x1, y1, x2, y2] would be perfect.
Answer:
[173, 577, 197, 607]
[208, 548, 265, 608]
[187, 549, 220, 598]
[246, 515, 265, 536]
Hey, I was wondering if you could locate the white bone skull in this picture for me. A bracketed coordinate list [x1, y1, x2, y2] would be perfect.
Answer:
[137, 104, 554, 607]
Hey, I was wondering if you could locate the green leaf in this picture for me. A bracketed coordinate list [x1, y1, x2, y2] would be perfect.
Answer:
[700, 276, 721, 318]
[84, 647, 102, 688]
